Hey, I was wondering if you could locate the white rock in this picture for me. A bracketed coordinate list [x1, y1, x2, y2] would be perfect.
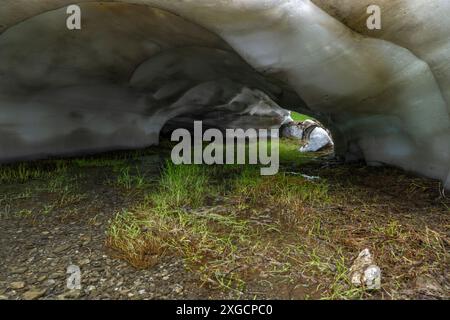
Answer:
[299, 127, 334, 152]
[282, 124, 304, 139]
[363, 265, 382, 290]
[350, 249, 382, 290]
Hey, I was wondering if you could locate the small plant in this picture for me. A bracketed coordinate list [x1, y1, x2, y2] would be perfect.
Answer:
[150, 161, 212, 210]
[107, 210, 169, 268]
[116, 166, 147, 190]
[0, 161, 67, 184]
[0, 163, 43, 183]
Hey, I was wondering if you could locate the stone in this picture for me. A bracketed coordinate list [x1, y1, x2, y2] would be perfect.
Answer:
[22, 288, 46, 300]
[299, 121, 334, 153]
[57, 290, 81, 300]
[350, 249, 382, 290]
[172, 285, 184, 294]
[37, 275, 47, 282]
[53, 244, 72, 254]
[79, 258, 90, 266]
[363, 265, 382, 291]
[48, 273, 64, 280]
[281, 122, 304, 140]
[46, 279, 56, 286]
[10, 267, 28, 274]
[80, 235, 91, 245]
[9, 281, 26, 289]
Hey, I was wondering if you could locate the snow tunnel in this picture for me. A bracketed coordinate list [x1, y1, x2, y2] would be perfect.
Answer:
[0, 1, 449, 189]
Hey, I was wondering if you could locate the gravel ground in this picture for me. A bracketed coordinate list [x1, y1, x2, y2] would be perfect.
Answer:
[1, 149, 448, 300]
[0, 209, 231, 300]
[0, 181, 229, 300]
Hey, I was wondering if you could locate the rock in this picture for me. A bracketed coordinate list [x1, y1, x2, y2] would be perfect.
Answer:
[37, 275, 47, 282]
[299, 121, 334, 153]
[53, 244, 72, 254]
[363, 265, 382, 291]
[350, 249, 381, 290]
[281, 122, 304, 139]
[57, 290, 81, 300]
[79, 258, 90, 266]
[49, 272, 64, 279]
[9, 281, 26, 289]
[45, 279, 56, 286]
[10, 267, 28, 274]
[80, 235, 91, 245]
[172, 284, 184, 294]
[22, 288, 46, 300]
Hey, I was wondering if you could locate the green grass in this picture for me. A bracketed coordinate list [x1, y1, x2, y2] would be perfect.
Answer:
[107, 140, 333, 293]
[0, 161, 67, 184]
[115, 166, 148, 190]
[279, 139, 313, 167]
[150, 162, 213, 210]
[3, 137, 448, 299]
[291, 111, 314, 122]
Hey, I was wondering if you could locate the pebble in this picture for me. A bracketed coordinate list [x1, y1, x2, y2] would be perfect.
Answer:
[9, 281, 26, 289]
[173, 284, 183, 294]
[22, 288, 46, 300]
[53, 244, 72, 254]
[49, 272, 64, 279]
[46, 279, 56, 286]
[57, 290, 81, 300]
[10, 267, 28, 274]
[37, 275, 47, 282]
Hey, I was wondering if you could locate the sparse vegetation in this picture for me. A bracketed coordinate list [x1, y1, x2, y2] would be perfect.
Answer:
[0, 161, 67, 184]
[115, 166, 148, 190]
[152, 162, 212, 209]
[1, 139, 449, 299]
